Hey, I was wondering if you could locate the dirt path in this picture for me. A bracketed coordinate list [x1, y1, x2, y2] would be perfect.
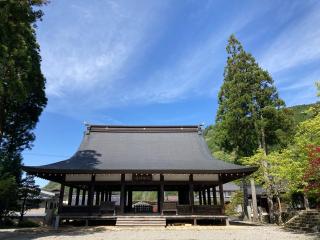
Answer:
[0, 225, 318, 240]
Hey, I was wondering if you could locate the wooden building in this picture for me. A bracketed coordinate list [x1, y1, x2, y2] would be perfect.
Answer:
[23, 125, 256, 227]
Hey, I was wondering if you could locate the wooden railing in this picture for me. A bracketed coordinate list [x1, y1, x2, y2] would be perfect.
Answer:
[192, 205, 222, 215]
[59, 204, 223, 216]
[59, 205, 100, 215]
[177, 205, 222, 215]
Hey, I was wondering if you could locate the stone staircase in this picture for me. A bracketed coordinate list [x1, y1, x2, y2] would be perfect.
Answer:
[285, 210, 320, 233]
[116, 216, 166, 226]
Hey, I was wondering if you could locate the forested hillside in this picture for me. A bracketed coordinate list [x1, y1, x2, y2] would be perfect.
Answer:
[204, 103, 318, 159]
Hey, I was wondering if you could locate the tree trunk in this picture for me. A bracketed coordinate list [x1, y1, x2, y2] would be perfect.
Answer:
[267, 194, 274, 223]
[19, 195, 26, 222]
[260, 127, 275, 224]
[0, 96, 6, 143]
[276, 195, 283, 224]
[242, 177, 249, 220]
[303, 194, 310, 210]
[250, 179, 259, 222]
[0, 80, 8, 143]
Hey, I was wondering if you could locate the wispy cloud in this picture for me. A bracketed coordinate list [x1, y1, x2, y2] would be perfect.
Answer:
[91, 5, 260, 106]
[38, 0, 318, 120]
[39, 0, 259, 118]
[277, 67, 320, 106]
[128, 6, 267, 105]
[39, 0, 168, 112]
[261, 2, 320, 73]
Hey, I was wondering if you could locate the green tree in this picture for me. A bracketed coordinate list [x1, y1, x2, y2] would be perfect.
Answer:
[0, 173, 17, 223]
[243, 84, 320, 216]
[225, 190, 243, 216]
[303, 147, 320, 206]
[215, 35, 293, 222]
[279, 113, 320, 199]
[0, 0, 47, 217]
[204, 125, 235, 163]
[242, 149, 287, 223]
[18, 175, 41, 222]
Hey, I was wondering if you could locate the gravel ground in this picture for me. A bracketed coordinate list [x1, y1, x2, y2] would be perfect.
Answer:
[0, 225, 319, 240]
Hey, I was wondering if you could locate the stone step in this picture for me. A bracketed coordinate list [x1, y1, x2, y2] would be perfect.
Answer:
[117, 221, 165, 224]
[116, 216, 166, 226]
[116, 219, 165, 222]
[285, 210, 320, 233]
[117, 220, 165, 223]
[116, 218, 165, 220]
[116, 223, 166, 226]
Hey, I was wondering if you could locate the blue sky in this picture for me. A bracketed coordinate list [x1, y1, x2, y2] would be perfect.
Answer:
[24, 0, 320, 186]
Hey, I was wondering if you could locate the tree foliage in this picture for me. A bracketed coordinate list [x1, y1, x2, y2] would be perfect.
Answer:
[0, 173, 17, 219]
[303, 147, 320, 204]
[0, 0, 47, 180]
[215, 35, 294, 222]
[204, 125, 235, 163]
[225, 190, 243, 216]
[242, 101, 320, 209]
[280, 113, 320, 194]
[0, 0, 47, 219]
[215, 35, 293, 161]
[18, 175, 41, 222]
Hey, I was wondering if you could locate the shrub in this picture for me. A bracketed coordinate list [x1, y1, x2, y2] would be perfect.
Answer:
[17, 220, 39, 228]
[0, 218, 15, 228]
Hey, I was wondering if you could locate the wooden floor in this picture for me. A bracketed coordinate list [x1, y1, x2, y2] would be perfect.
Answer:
[57, 214, 229, 227]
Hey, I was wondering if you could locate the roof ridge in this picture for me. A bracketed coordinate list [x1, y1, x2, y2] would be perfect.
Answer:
[87, 125, 202, 133]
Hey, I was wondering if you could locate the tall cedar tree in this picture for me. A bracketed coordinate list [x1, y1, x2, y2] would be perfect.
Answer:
[215, 35, 293, 222]
[0, 0, 47, 218]
[0, 0, 47, 180]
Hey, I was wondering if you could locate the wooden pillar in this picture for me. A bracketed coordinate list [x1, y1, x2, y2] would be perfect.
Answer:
[104, 191, 108, 202]
[178, 190, 189, 204]
[160, 174, 164, 215]
[199, 191, 202, 205]
[219, 181, 225, 214]
[108, 191, 112, 201]
[212, 186, 217, 205]
[157, 187, 161, 213]
[178, 191, 183, 204]
[88, 175, 95, 208]
[189, 174, 194, 213]
[95, 191, 100, 206]
[128, 189, 133, 211]
[58, 183, 65, 213]
[202, 190, 207, 205]
[75, 188, 80, 206]
[68, 187, 73, 206]
[120, 174, 125, 214]
[100, 191, 105, 203]
[207, 188, 211, 205]
[82, 189, 86, 205]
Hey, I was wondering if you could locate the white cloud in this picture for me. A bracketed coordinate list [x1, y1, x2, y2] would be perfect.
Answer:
[37, 0, 270, 118]
[114, 9, 260, 105]
[261, 3, 320, 73]
[40, 0, 167, 100]
[277, 68, 320, 106]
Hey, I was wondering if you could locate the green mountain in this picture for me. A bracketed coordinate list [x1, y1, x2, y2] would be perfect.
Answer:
[288, 103, 317, 125]
[43, 181, 60, 191]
